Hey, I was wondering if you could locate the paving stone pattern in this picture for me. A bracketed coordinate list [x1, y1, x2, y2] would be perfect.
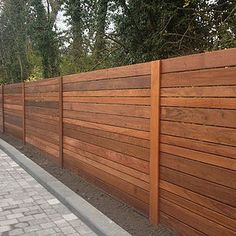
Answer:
[0, 150, 97, 236]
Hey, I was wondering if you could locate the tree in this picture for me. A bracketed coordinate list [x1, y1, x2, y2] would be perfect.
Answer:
[0, 0, 30, 83]
[93, 0, 109, 63]
[110, 0, 212, 63]
[29, 0, 62, 78]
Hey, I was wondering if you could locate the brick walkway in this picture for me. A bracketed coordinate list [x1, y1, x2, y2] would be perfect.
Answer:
[0, 149, 97, 236]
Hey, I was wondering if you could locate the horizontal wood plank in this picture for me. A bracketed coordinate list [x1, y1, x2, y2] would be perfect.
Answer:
[162, 48, 236, 73]
[161, 66, 236, 88]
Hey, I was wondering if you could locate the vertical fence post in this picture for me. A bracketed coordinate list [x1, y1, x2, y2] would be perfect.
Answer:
[2, 84, 4, 133]
[59, 76, 63, 168]
[149, 60, 161, 225]
[22, 82, 26, 144]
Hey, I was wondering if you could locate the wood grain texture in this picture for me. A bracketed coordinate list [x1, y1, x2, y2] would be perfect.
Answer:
[149, 60, 161, 224]
[1, 85, 4, 133]
[59, 77, 63, 167]
[162, 47, 236, 73]
[22, 82, 25, 144]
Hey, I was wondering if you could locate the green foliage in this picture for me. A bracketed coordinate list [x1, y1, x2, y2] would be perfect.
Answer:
[0, 0, 30, 83]
[29, 0, 60, 78]
[0, 0, 235, 83]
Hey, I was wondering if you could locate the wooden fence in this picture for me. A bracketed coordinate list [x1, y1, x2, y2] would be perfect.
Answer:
[0, 48, 236, 236]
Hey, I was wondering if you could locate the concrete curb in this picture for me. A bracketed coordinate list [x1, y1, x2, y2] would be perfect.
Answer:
[0, 138, 131, 236]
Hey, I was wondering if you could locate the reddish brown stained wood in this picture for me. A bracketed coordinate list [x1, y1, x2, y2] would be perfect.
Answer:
[63, 143, 149, 182]
[161, 66, 236, 88]
[161, 85, 236, 98]
[160, 180, 236, 220]
[149, 60, 161, 224]
[160, 212, 206, 236]
[63, 109, 150, 132]
[160, 166, 236, 207]
[161, 97, 236, 109]
[1, 85, 4, 133]
[22, 82, 25, 144]
[63, 118, 150, 140]
[63, 127, 149, 161]
[161, 134, 236, 160]
[63, 96, 150, 105]
[63, 75, 150, 92]
[63, 155, 149, 215]
[63, 89, 150, 97]
[63, 136, 149, 174]
[161, 120, 236, 148]
[64, 148, 149, 190]
[160, 198, 235, 236]
[63, 152, 149, 203]
[63, 103, 150, 119]
[160, 143, 236, 170]
[59, 77, 63, 167]
[63, 62, 151, 84]
[161, 107, 236, 128]
[160, 152, 236, 189]
[161, 189, 236, 231]
[63, 123, 150, 148]
[162, 47, 236, 73]
[25, 77, 59, 87]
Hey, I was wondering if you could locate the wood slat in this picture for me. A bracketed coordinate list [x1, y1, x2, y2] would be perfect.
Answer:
[63, 153, 149, 203]
[162, 48, 236, 73]
[64, 148, 149, 191]
[160, 212, 206, 236]
[160, 198, 235, 236]
[160, 152, 236, 189]
[161, 134, 236, 160]
[63, 103, 150, 118]
[64, 136, 149, 174]
[63, 89, 150, 97]
[63, 110, 149, 131]
[64, 126, 149, 161]
[63, 118, 150, 140]
[161, 66, 236, 88]
[63, 75, 150, 92]
[160, 180, 236, 220]
[64, 123, 150, 148]
[161, 167, 236, 207]
[63, 62, 151, 83]
[161, 107, 236, 128]
[161, 120, 236, 147]
[63, 143, 149, 182]
[63, 96, 150, 105]
[161, 97, 236, 109]
[63, 155, 149, 215]
[161, 85, 236, 97]
[160, 143, 236, 170]
[161, 189, 236, 232]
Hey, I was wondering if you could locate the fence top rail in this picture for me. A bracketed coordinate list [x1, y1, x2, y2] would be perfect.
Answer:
[25, 76, 60, 87]
[4, 82, 23, 87]
[63, 62, 151, 84]
[161, 48, 236, 74]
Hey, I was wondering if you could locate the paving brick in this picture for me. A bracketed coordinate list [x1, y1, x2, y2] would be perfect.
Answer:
[0, 149, 97, 236]
[62, 213, 78, 221]
[47, 198, 60, 205]
[24, 225, 41, 233]
[7, 213, 24, 220]
[0, 219, 18, 226]
[0, 225, 11, 233]
[35, 228, 56, 236]
[61, 226, 76, 234]
[9, 228, 24, 235]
